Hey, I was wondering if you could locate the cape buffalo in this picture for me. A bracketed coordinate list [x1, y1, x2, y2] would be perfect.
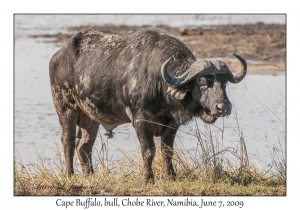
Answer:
[49, 28, 247, 181]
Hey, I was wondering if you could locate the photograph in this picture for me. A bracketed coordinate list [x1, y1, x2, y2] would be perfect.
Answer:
[14, 14, 286, 197]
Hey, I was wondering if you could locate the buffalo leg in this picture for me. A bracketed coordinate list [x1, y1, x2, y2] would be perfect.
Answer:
[59, 110, 79, 177]
[75, 121, 99, 175]
[135, 121, 156, 181]
[161, 128, 178, 179]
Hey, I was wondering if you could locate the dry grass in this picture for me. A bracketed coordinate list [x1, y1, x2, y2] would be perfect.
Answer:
[14, 169, 285, 196]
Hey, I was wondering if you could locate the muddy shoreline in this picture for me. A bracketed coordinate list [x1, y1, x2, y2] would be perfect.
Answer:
[32, 23, 286, 75]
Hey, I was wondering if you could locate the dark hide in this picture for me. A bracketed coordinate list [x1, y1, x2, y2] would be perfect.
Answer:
[49, 28, 240, 181]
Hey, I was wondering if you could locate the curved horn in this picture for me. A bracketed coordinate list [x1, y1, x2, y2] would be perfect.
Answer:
[161, 58, 189, 86]
[227, 53, 247, 83]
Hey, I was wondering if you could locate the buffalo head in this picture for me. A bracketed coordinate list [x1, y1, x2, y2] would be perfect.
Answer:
[161, 54, 247, 124]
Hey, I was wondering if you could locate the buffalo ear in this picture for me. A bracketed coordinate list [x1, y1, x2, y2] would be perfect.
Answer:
[167, 86, 191, 100]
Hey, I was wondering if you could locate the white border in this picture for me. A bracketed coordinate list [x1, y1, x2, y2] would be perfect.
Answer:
[3, 1, 296, 209]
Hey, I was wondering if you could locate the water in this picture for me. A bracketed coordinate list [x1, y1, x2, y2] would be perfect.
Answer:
[14, 15, 285, 170]
[15, 14, 286, 38]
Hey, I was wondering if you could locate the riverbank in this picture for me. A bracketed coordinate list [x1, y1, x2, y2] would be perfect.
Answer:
[14, 139, 286, 196]
[31, 23, 286, 75]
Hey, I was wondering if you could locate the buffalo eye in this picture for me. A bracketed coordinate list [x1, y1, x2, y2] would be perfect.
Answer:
[199, 76, 213, 89]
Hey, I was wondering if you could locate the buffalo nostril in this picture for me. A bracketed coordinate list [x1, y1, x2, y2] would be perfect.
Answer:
[217, 103, 232, 114]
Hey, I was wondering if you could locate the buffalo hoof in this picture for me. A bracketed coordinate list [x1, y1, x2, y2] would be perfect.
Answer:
[143, 170, 155, 184]
[144, 176, 155, 184]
